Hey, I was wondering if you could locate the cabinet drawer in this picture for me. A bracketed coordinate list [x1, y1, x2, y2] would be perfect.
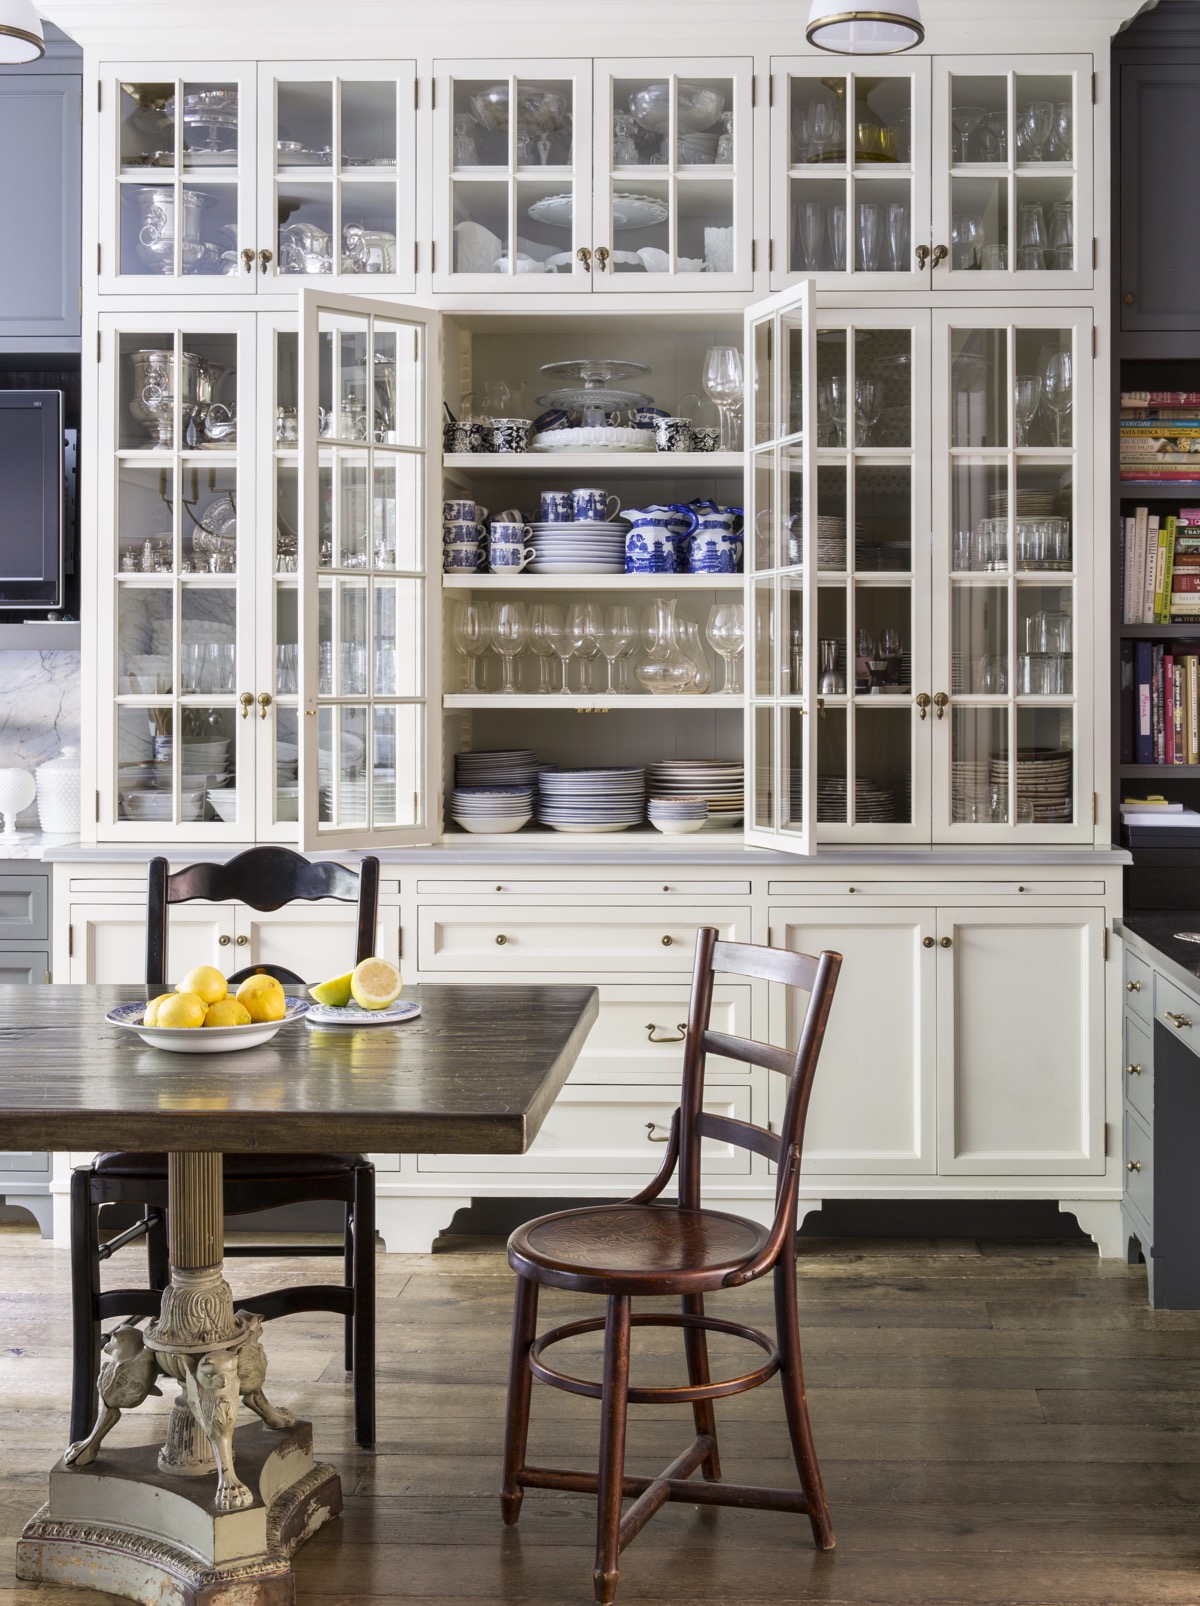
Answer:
[417, 1083, 754, 1176]
[416, 879, 751, 897]
[0, 875, 48, 941]
[1124, 1108, 1153, 1228]
[1123, 1011, 1153, 1128]
[0, 949, 50, 985]
[417, 906, 749, 973]
[0, 1151, 49, 1176]
[1124, 950, 1153, 1023]
[573, 984, 753, 1083]
[767, 880, 1106, 899]
[1155, 973, 1200, 1055]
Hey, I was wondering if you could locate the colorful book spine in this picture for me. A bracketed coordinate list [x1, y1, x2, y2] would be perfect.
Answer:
[1165, 656, 1176, 766]
[1175, 663, 1186, 764]
[1190, 656, 1200, 764]
[1159, 516, 1178, 621]
[1135, 639, 1154, 764]
[1143, 514, 1161, 623]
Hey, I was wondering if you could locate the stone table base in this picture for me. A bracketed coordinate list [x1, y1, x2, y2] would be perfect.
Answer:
[16, 1419, 340, 1606]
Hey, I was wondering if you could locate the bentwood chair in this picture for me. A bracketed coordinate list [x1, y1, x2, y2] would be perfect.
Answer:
[501, 925, 842, 1605]
[69, 846, 380, 1448]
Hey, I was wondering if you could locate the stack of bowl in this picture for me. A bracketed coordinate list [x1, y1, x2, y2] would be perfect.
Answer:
[450, 786, 534, 834]
[647, 795, 708, 835]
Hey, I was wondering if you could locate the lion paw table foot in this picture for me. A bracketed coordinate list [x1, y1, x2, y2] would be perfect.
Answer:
[17, 1419, 341, 1606]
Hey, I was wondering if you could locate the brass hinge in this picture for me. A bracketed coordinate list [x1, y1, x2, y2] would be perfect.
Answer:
[1092, 326, 1098, 358]
[431, 241, 436, 274]
[96, 330, 101, 361]
[769, 76, 774, 108]
[414, 77, 419, 111]
[68, 924, 74, 958]
[414, 240, 419, 274]
[97, 243, 101, 276]
[1092, 791, 1098, 824]
[96, 80, 101, 113]
[1104, 1121, 1110, 1156]
[430, 78, 436, 110]
[751, 240, 756, 272]
[397, 926, 403, 959]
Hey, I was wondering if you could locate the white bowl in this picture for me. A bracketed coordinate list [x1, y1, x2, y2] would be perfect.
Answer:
[105, 996, 308, 1053]
[650, 817, 707, 835]
[452, 813, 532, 834]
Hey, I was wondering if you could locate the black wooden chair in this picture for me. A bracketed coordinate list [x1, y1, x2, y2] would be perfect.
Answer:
[501, 925, 842, 1605]
[69, 845, 380, 1448]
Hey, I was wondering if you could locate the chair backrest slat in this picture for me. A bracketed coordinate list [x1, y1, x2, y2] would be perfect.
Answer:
[701, 1028, 797, 1080]
[711, 937, 821, 992]
[695, 1111, 780, 1165]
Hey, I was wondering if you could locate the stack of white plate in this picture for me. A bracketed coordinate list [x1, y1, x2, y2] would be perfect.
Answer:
[455, 749, 539, 789]
[816, 775, 896, 823]
[319, 773, 396, 825]
[451, 786, 534, 834]
[527, 522, 629, 575]
[182, 739, 231, 784]
[538, 767, 646, 832]
[646, 760, 743, 828]
[990, 748, 1072, 822]
[648, 795, 708, 835]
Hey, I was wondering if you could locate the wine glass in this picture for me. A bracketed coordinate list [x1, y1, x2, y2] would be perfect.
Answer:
[854, 378, 882, 446]
[798, 200, 824, 271]
[826, 202, 846, 270]
[887, 200, 909, 273]
[549, 615, 578, 694]
[1021, 100, 1054, 161]
[1043, 349, 1073, 447]
[857, 201, 883, 272]
[528, 603, 561, 693]
[825, 372, 848, 447]
[492, 600, 527, 694]
[452, 600, 490, 692]
[703, 346, 744, 452]
[706, 603, 745, 693]
[567, 602, 601, 693]
[1014, 374, 1042, 447]
[597, 604, 638, 694]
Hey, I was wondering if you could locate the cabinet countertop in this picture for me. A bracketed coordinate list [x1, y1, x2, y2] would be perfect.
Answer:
[1117, 915, 1200, 1002]
[0, 833, 78, 863]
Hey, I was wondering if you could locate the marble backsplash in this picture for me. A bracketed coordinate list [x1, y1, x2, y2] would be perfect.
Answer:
[0, 651, 81, 825]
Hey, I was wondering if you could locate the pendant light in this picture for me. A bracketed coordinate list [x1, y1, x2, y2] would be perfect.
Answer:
[806, 0, 923, 54]
[0, 0, 44, 62]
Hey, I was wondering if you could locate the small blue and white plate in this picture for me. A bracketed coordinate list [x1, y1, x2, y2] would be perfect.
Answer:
[305, 998, 422, 1028]
[106, 996, 309, 1053]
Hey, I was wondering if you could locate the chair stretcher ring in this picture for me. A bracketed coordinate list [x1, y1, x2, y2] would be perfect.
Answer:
[528, 1310, 780, 1404]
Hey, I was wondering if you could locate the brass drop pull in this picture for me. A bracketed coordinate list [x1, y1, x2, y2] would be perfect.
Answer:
[257, 692, 273, 719]
[940, 936, 952, 948]
[236, 934, 249, 947]
[922, 936, 935, 949]
[594, 246, 610, 272]
[645, 1122, 670, 1143]
[1126, 1063, 1143, 1076]
[1127, 1160, 1142, 1173]
[646, 1023, 687, 1044]
[1123, 292, 1135, 305]
[931, 243, 949, 268]
[495, 934, 507, 945]
[239, 692, 254, 719]
[661, 935, 674, 947]
[259, 247, 273, 274]
[240, 247, 255, 273]
[916, 692, 931, 720]
[933, 691, 949, 719]
[576, 246, 592, 270]
[1165, 1011, 1193, 1030]
[1126, 980, 1142, 993]
[914, 244, 930, 270]
[218, 934, 231, 947]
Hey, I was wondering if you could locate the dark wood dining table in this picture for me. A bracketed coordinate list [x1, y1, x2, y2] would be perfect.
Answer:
[0, 981, 599, 1606]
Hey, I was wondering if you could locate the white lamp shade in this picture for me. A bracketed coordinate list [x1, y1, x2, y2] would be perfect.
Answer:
[806, 0, 923, 54]
[0, 0, 44, 63]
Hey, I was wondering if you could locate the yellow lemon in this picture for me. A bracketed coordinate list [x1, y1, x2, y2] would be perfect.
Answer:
[142, 993, 175, 1027]
[349, 956, 401, 1011]
[203, 998, 252, 1029]
[308, 970, 354, 1008]
[157, 991, 207, 1029]
[177, 965, 228, 1006]
[235, 973, 287, 1023]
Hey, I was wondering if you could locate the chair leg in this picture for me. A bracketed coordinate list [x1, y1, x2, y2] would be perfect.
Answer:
[343, 1201, 354, 1374]
[146, 1209, 169, 1291]
[351, 1167, 376, 1449]
[68, 1172, 101, 1444]
[500, 1274, 539, 1525]
[594, 1293, 632, 1606]
[774, 1250, 834, 1550]
[681, 1292, 722, 1482]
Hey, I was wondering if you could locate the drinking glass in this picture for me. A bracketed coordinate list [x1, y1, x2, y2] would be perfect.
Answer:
[1051, 101, 1072, 160]
[798, 200, 824, 270]
[549, 614, 581, 693]
[1014, 374, 1042, 446]
[340, 643, 367, 696]
[887, 200, 909, 272]
[492, 600, 527, 694]
[827, 202, 846, 269]
[208, 641, 236, 693]
[703, 345, 744, 452]
[952, 103, 987, 162]
[1021, 100, 1054, 160]
[452, 599, 491, 692]
[275, 643, 298, 695]
[706, 602, 745, 693]
[857, 201, 883, 272]
[181, 643, 204, 694]
[826, 372, 848, 447]
[567, 602, 602, 692]
[598, 604, 638, 694]
[528, 602, 561, 693]
[854, 378, 882, 445]
[1049, 200, 1073, 269]
[952, 212, 984, 270]
[1042, 349, 1073, 447]
[880, 626, 902, 660]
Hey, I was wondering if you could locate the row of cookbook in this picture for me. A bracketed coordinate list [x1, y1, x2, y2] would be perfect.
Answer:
[1126, 641, 1200, 766]
[1120, 509, 1200, 623]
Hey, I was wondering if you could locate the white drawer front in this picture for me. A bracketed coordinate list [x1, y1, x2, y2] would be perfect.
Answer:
[572, 984, 754, 1083]
[416, 880, 751, 897]
[416, 906, 750, 974]
[417, 1083, 754, 1176]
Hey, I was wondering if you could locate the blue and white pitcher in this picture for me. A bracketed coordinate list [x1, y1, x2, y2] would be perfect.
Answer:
[623, 504, 698, 574]
[687, 501, 743, 574]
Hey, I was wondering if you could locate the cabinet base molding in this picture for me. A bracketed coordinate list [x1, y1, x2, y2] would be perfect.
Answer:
[1058, 1200, 1124, 1258]
[0, 1191, 53, 1238]
[375, 1195, 472, 1254]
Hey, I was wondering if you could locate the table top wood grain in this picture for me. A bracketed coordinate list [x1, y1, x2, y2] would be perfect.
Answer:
[0, 984, 599, 1155]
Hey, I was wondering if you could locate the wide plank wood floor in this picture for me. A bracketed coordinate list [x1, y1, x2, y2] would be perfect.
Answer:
[3, 1221, 1200, 1605]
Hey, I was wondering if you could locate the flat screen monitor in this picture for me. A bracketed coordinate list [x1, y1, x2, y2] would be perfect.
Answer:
[0, 390, 64, 611]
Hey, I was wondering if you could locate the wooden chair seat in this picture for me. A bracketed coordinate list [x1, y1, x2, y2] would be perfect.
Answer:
[509, 1203, 771, 1296]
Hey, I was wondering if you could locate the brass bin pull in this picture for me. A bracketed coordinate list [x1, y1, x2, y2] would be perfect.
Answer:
[645, 1122, 669, 1143]
[914, 244, 930, 269]
[931, 243, 949, 267]
[933, 691, 949, 719]
[576, 246, 592, 270]
[259, 247, 273, 273]
[594, 245, 610, 272]
[240, 247, 255, 273]
[646, 1023, 687, 1043]
[1165, 1011, 1193, 1030]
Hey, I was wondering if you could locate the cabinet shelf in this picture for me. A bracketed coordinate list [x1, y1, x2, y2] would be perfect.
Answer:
[1119, 625, 1200, 639]
[441, 823, 742, 845]
[1119, 764, 1200, 777]
[442, 452, 744, 475]
[1118, 483, 1200, 499]
[444, 693, 743, 710]
[442, 573, 741, 591]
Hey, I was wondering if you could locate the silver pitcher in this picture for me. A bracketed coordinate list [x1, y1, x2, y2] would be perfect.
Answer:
[343, 225, 397, 275]
[132, 186, 213, 274]
[127, 347, 201, 448]
[278, 220, 333, 275]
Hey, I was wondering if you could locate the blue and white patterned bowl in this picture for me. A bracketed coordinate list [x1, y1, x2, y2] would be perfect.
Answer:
[105, 996, 309, 1053]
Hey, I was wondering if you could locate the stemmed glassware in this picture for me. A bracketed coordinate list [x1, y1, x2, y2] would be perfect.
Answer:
[706, 603, 745, 693]
[492, 600, 527, 693]
[827, 202, 846, 270]
[703, 346, 744, 452]
[568, 602, 602, 693]
[857, 202, 883, 272]
[1042, 348, 1073, 446]
[1014, 374, 1042, 447]
[854, 378, 882, 445]
[887, 201, 909, 273]
[452, 599, 491, 692]
[799, 200, 824, 271]
[597, 605, 638, 694]
[528, 603, 561, 693]
[1018, 100, 1054, 161]
[952, 104, 987, 162]
[823, 373, 848, 447]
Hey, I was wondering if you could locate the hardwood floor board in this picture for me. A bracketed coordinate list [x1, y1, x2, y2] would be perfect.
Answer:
[1035, 1388, 1200, 1426]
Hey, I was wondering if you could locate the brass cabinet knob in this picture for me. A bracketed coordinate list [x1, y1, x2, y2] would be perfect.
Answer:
[218, 934, 231, 946]
[1126, 1063, 1142, 1075]
[922, 936, 935, 949]
[241, 247, 255, 273]
[259, 247, 273, 273]
[1123, 292, 1135, 305]
[495, 934, 507, 945]
[1127, 1160, 1142, 1173]
[1126, 980, 1142, 992]
[257, 692, 273, 719]
[661, 934, 674, 946]
[646, 1023, 686, 1043]
[939, 936, 952, 948]
[594, 245, 610, 271]
[239, 691, 254, 719]
[236, 934, 249, 946]
[914, 244, 930, 269]
[576, 246, 592, 270]
[1165, 1011, 1193, 1030]
[931, 243, 949, 267]
[645, 1122, 669, 1143]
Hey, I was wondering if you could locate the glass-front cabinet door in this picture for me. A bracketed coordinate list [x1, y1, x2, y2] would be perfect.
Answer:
[433, 60, 592, 291]
[299, 290, 440, 849]
[97, 313, 256, 837]
[257, 63, 416, 295]
[811, 311, 933, 843]
[770, 58, 931, 291]
[592, 59, 752, 291]
[744, 280, 817, 854]
[931, 57, 1092, 290]
[932, 310, 1092, 841]
[101, 64, 257, 295]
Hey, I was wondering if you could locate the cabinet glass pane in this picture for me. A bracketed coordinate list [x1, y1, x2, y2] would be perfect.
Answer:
[274, 705, 299, 823]
[753, 578, 775, 697]
[181, 589, 236, 693]
[753, 318, 774, 446]
[753, 706, 774, 829]
[120, 81, 175, 171]
[784, 707, 804, 829]
[783, 576, 804, 696]
[1015, 584, 1073, 696]
[818, 713, 849, 823]
[342, 82, 397, 167]
[783, 452, 805, 569]
[951, 583, 1008, 696]
[117, 705, 171, 821]
[950, 329, 1007, 448]
[1012, 709, 1073, 823]
[183, 463, 238, 575]
[118, 587, 173, 694]
[857, 465, 911, 573]
[951, 706, 1008, 824]
[950, 177, 1007, 270]
[856, 706, 910, 823]
[951, 77, 1005, 163]
[276, 82, 332, 164]
[118, 465, 174, 573]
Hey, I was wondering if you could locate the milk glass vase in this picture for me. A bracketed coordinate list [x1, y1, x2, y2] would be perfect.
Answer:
[635, 597, 697, 694]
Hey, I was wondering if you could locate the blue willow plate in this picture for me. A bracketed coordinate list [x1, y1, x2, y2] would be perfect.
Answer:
[105, 996, 309, 1053]
[305, 998, 422, 1028]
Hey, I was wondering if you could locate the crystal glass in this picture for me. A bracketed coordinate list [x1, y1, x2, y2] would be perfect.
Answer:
[636, 596, 697, 694]
[453, 114, 479, 165]
[825, 372, 848, 447]
[1042, 349, 1073, 447]
[612, 111, 639, 165]
[799, 200, 824, 271]
[548, 611, 583, 694]
[528, 602, 560, 692]
[1049, 200, 1073, 269]
[181, 643, 205, 694]
[492, 600, 527, 693]
[854, 378, 882, 446]
[207, 641, 235, 693]
[677, 617, 712, 694]
[1018, 100, 1053, 161]
[568, 601, 602, 693]
[888, 201, 909, 273]
[953, 104, 987, 162]
[952, 212, 984, 270]
[597, 604, 638, 694]
[1014, 374, 1042, 447]
[703, 345, 744, 452]
[452, 599, 490, 691]
[706, 602, 745, 693]
[1050, 101, 1072, 160]
[857, 201, 883, 272]
[827, 202, 846, 269]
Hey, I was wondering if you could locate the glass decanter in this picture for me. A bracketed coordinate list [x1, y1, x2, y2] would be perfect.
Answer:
[635, 596, 698, 695]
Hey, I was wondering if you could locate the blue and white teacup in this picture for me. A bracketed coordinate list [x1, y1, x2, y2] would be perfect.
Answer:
[572, 488, 621, 523]
[489, 540, 536, 573]
[634, 407, 670, 431]
[540, 490, 574, 522]
[490, 518, 533, 545]
[533, 408, 570, 433]
[443, 519, 484, 545]
[688, 532, 743, 574]
[491, 417, 531, 453]
[443, 543, 487, 572]
[654, 416, 695, 452]
[444, 498, 488, 526]
[625, 528, 674, 574]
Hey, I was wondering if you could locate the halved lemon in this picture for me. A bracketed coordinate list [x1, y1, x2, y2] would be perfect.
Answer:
[349, 957, 401, 1011]
[308, 970, 354, 1008]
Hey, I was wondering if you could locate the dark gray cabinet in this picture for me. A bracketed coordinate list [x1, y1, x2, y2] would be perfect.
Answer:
[1119, 62, 1200, 332]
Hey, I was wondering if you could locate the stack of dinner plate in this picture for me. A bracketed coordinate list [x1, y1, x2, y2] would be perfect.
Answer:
[319, 772, 396, 825]
[537, 766, 646, 832]
[645, 759, 743, 828]
[951, 757, 994, 822]
[450, 786, 534, 834]
[455, 748, 539, 789]
[817, 514, 847, 570]
[816, 775, 896, 823]
[990, 748, 1073, 822]
[527, 521, 628, 575]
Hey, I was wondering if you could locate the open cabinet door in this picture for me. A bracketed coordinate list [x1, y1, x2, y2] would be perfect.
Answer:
[298, 288, 441, 851]
[743, 278, 817, 856]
